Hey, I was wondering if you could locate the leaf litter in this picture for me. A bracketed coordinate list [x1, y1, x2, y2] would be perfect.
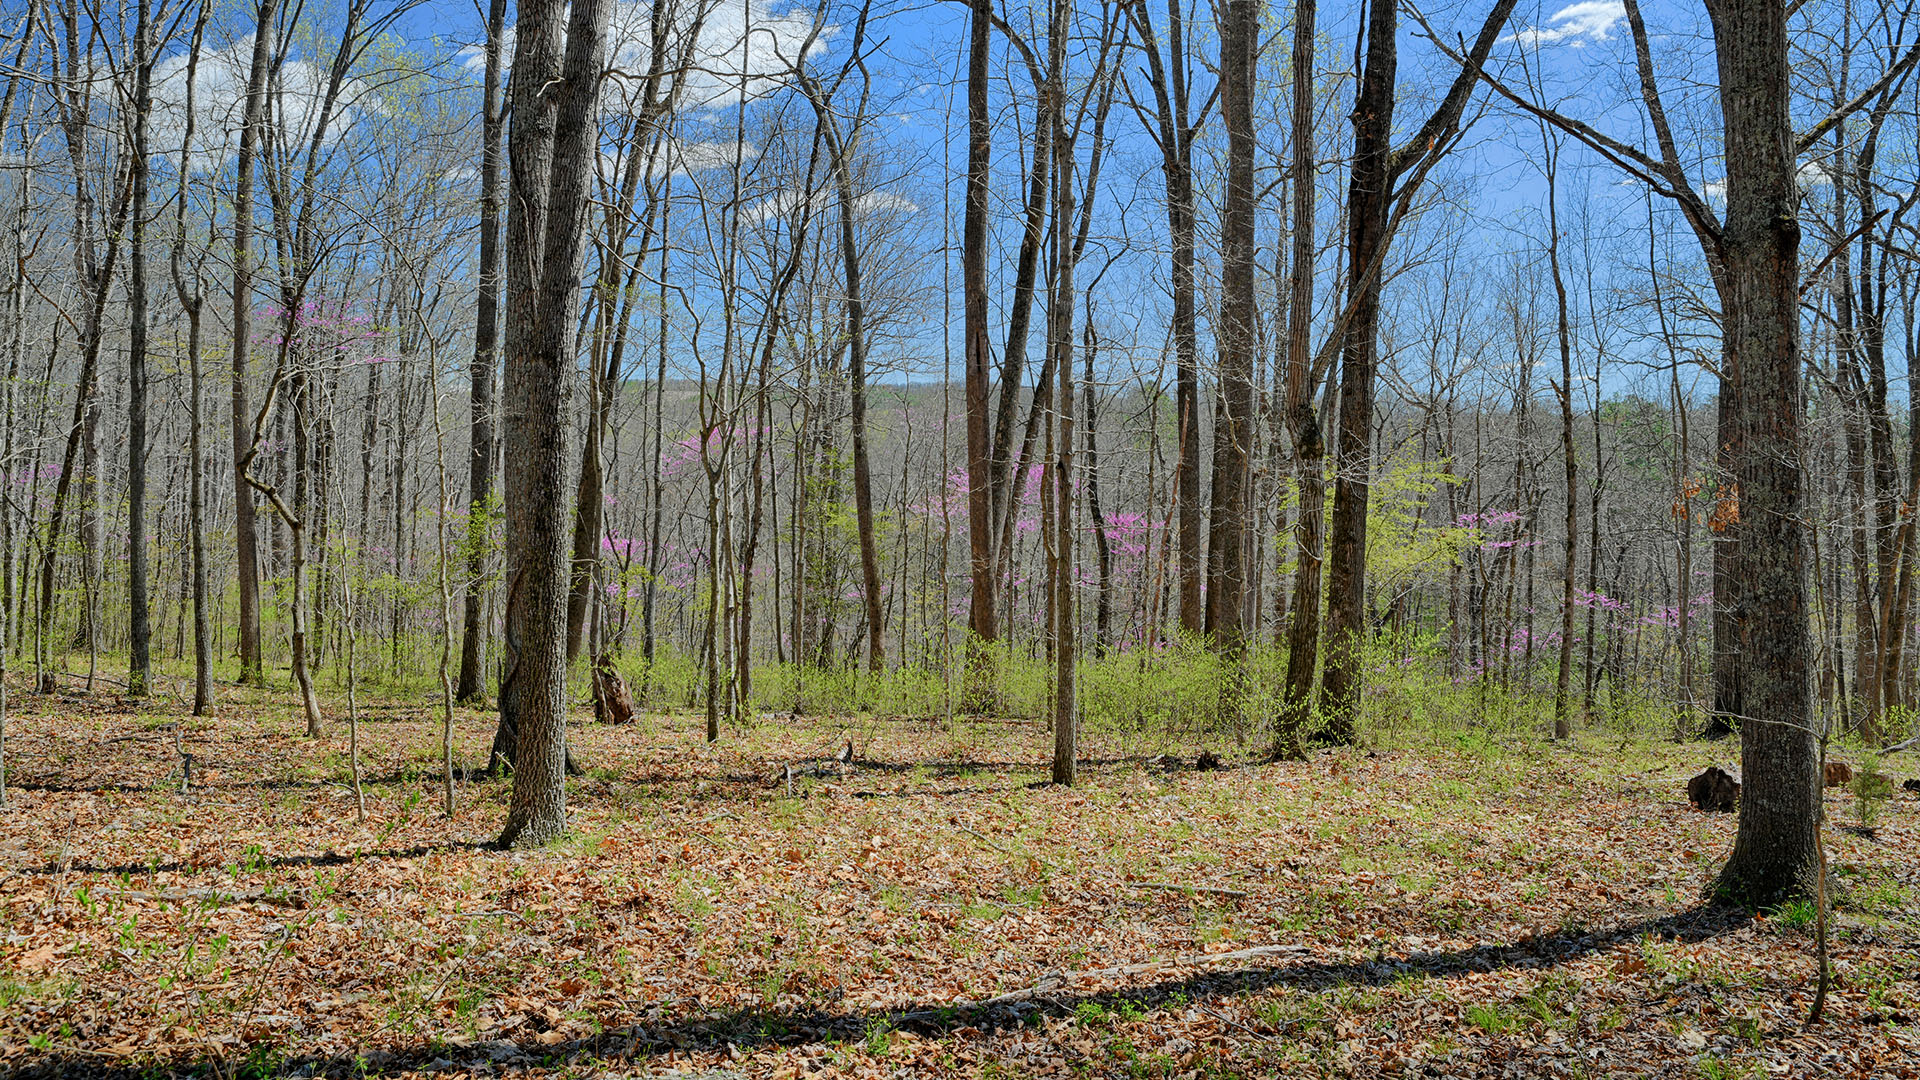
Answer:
[0, 694, 1915, 1078]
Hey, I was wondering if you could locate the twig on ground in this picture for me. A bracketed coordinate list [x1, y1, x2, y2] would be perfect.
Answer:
[1120, 881, 1250, 899]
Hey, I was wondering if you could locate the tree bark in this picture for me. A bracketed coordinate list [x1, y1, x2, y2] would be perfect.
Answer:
[1711, 0, 1819, 907]
[1206, 0, 1257, 662]
[1046, 0, 1077, 786]
[125, 0, 155, 697]
[497, 0, 609, 847]
[1318, 0, 1517, 741]
[962, 0, 998, 709]
[1318, 0, 1397, 741]
[1275, 0, 1318, 758]
[1123, 0, 1204, 638]
[167, 0, 211, 715]
[230, 0, 278, 687]
[457, 0, 508, 704]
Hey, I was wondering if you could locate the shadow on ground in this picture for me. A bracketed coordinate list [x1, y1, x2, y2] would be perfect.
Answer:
[6, 905, 1752, 1078]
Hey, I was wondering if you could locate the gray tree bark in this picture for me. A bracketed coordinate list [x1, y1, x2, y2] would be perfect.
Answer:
[497, 0, 610, 849]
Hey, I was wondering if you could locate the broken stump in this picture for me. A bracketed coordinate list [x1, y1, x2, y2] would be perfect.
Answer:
[592, 656, 637, 724]
[1824, 760, 1853, 788]
[1687, 766, 1740, 813]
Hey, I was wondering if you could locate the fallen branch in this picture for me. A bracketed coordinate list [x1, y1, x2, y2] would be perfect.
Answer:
[896, 942, 1313, 1020]
[120, 887, 309, 908]
[1119, 881, 1250, 899]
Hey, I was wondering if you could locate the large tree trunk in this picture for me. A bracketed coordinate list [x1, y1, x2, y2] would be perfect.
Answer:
[1317, 0, 1515, 741]
[497, 0, 608, 849]
[1710, 0, 1818, 907]
[1206, 0, 1257, 662]
[1319, 0, 1397, 742]
[457, 0, 508, 704]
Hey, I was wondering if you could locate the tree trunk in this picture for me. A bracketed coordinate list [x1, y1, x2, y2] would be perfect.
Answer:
[167, 0, 211, 714]
[497, 0, 609, 849]
[457, 0, 508, 704]
[126, 0, 154, 697]
[962, 0, 997, 709]
[1319, 0, 1397, 741]
[230, 0, 278, 687]
[1275, 0, 1318, 758]
[1543, 136, 1577, 740]
[1317, 0, 1516, 740]
[1206, 0, 1257, 663]
[1711, 0, 1819, 907]
[1047, 0, 1076, 785]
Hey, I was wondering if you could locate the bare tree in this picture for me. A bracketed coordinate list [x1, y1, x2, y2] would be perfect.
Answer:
[1318, 0, 1518, 742]
[229, 0, 278, 687]
[457, 0, 509, 704]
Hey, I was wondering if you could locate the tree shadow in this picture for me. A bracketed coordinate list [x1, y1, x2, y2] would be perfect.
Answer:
[11, 841, 486, 878]
[4, 905, 1751, 1079]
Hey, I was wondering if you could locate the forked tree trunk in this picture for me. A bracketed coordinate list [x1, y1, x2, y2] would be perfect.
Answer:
[1318, 0, 1516, 741]
[1319, 0, 1397, 741]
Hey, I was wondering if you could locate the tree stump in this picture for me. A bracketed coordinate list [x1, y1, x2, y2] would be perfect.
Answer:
[1687, 766, 1740, 813]
[1823, 761, 1853, 788]
[592, 656, 637, 725]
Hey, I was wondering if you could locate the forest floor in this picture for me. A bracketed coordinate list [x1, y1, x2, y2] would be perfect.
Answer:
[0, 685, 1917, 1079]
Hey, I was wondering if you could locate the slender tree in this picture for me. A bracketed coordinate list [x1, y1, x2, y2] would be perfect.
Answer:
[1319, 0, 1518, 741]
[962, 0, 997, 707]
[457, 0, 509, 704]
[1274, 0, 1318, 757]
[229, 0, 278, 687]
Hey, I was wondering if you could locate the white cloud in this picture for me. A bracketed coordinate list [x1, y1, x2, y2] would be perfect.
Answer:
[1698, 164, 1830, 203]
[595, 137, 761, 182]
[1503, 1, 1625, 48]
[151, 35, 380, 173]
[460, 0, 826, 117]
[743, 186, 916, 227]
